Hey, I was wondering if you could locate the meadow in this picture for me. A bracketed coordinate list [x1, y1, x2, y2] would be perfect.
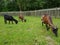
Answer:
[0, 16, 60, 45]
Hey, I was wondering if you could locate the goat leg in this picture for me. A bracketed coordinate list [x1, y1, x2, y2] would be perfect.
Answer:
[12, 21, 13, 24]
[9, 21, 10, 24]
[4, 20, 7, 24]
[42, 22, 44, 26]
[46, 24, 49, 31]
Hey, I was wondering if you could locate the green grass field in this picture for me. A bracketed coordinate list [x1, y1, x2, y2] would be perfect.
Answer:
[0, 16, 60, 45]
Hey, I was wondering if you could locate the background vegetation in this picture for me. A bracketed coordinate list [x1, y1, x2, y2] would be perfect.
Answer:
[0, 0, 60, 11]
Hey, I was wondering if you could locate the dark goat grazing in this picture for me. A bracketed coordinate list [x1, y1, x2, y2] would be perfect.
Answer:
[4, 15, 18, 24]
[19, 15, 26, 22]
[41, 14, 58, 37]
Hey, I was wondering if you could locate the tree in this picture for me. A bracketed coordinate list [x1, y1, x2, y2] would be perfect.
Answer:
[43, 0, 60, 8]
[0, 0, 60, 11]
[7, 0, 19, 11]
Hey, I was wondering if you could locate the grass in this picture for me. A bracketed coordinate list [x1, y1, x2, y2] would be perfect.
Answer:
[0, 16, 60, 45]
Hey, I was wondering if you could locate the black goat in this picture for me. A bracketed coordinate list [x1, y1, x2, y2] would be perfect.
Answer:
[4, 15, 18, 24]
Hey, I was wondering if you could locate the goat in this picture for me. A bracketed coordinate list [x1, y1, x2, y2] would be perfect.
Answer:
[4, 15, 18, 24]
[19, 15, 26, 22]
[41, 14, 58, 37]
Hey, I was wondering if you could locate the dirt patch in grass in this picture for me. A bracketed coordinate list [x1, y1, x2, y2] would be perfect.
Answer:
[45, 36, 57, 45]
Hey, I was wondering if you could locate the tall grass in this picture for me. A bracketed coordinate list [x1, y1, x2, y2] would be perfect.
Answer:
[0, 16, 60, 45]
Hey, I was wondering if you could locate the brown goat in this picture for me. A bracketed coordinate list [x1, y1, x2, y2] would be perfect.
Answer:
[19, 15, 26, 22]
[41, 14, 58, 37]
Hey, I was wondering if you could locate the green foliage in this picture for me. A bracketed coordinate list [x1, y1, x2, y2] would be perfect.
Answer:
[0, 0, 60, 11]
[7, 0, 20, 11]
[44, 0, 60, 8]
